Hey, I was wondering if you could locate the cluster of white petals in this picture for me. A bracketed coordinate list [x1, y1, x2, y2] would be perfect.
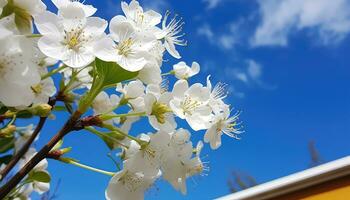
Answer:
[0, 0, 243, 200]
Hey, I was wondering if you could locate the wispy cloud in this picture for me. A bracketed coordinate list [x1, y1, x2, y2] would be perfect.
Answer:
[197, 20, 244, 50]
[202, 0, 223, 10]
[226, 59, 277, 90]
[251, 0, 350, 47]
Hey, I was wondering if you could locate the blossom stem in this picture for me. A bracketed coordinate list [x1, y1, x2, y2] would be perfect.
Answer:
[25, 34, 42, 38]
[100, 112, 146, 121]
[101, 123, 142, 144]
[59, 158, 115, 176]
[41, 65, 68, 80]
[84, 127, 128, 148]
[161, 71, 174, 76]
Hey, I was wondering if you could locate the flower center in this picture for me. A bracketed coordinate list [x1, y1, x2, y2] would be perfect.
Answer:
[0, 55, 14, 79]
[31, 83, 43, 95]
[117, 38, 134, 57]
[64, 29, 86, 50]
[118, 171, 143, 192]
[151, 102, 172, 124]
[180, 96, 201, 116]
[135, 11, 145, 26]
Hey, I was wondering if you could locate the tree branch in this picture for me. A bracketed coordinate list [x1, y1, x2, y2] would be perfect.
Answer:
[0, 111, 82, 199]
[0, 97, 57, 181]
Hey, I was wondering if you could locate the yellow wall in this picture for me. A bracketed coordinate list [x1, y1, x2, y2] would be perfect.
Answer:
[272, 174, 350, 200]
[302, 184, 350, 200]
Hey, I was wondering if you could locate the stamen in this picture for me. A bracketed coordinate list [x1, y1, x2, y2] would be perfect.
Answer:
[180, 96, 202, 116]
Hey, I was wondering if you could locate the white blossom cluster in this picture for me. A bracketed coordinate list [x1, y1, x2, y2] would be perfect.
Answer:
[0, 0, 243, 200]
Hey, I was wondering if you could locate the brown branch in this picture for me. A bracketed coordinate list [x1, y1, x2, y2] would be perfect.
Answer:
[0, 111, 82, 199]
[0, 98, 57, 181]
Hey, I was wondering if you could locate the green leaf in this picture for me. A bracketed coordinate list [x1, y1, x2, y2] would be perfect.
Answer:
[78, 59, 139, 113]
[0, 137, 14, 153]
[95, 58, 139, 88]
[0, 155, 12, 165]
[29, 171, 51, 183]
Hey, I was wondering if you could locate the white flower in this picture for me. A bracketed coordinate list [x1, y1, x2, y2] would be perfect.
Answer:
[206, 76, 229, 113]
[144, 84, 176, 132]
[94, 19, 156, 72]
[92, 91, 120, 114]
[0, 35, 41, 107]
[63, 65, 93, 89]
[170, 80, 212, 131]
[185, 141, 208, 178]
[0, 14, 18, 39]
[160, 128, 193, 194]
[34, 10, 108, 68]
[13, 0, 46, 16]
[158, 11, 186, 59]
[116, 80, 145, 100]
[173, 61, 200, 80]
[149, 40, 165, 66]
[31, 77, 56, 104]
[204, 107, 242, 149]
[14, 124, 37, 151]
[105, 163, 159, 200]
[137, 61, 161, 85]
[19, 148, 50, 194]
[120, 0, 162, 34]
[92, 91, 120, 124]
[123, 133, 164, 176]
[52, 0, 97, 18]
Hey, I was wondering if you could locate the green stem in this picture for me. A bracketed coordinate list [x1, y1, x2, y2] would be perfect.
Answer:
[61, 158, 115, 176]
[100, 112, 146, 121]
[25, 34, 42, 38]
[161, 71, 174, 76]
[84, 127, 127, 148]
[41, 65, 68, 80]
[101, 123, 142, 144]
[78, 77, 104, 113]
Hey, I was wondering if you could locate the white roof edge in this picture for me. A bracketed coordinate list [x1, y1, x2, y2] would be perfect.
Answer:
[216, 156, 350, 200]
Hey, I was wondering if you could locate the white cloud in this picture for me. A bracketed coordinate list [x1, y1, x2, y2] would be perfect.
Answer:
[252, 0, 350, 46]
[226, 59, 276, 90]
[203, 0, 223, 10]
[230, 60, 263, 84]
[197, 24, 214, 40]
[247, 60, 262, 80]
[218, 35, 236, 49]
[197, 20, 243, 50]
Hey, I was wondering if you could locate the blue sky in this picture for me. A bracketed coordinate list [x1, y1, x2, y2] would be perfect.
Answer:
[35, 0, 350, 199]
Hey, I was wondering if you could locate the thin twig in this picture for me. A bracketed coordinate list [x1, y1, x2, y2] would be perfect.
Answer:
[0, 97, 57, 181]
[0, 111, 82, 199]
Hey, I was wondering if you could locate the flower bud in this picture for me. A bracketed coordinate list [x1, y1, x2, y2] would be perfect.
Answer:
[48, 147, 72, 160]
[0, 125, 16, 138]
[29, 104, 52, 117]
